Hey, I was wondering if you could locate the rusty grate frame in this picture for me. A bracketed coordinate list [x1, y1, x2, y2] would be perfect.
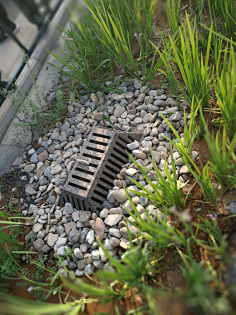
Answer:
[61, 127, 142, 215]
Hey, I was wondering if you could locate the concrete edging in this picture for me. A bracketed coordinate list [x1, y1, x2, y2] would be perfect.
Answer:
[0, 0, 72, 142]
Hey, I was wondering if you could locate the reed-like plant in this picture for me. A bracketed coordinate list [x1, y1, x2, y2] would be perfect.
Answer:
[214, 43, 236, 138]
[214, 0, 236, 42]
[166, 0, 181, 35]
[177, 240, 226, 315]
[153, 14, 213, 107]
[183, 97, 200, 155]
[203, 126, 236, 189]
[51, 0, 160, 90]
[127, 147, 186, 211]
[161, 115, 218, 206]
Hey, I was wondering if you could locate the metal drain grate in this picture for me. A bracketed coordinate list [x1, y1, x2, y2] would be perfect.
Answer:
[61, 127, 142, 215]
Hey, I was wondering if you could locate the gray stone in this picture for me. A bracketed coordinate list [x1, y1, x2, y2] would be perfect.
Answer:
[91, 249, 100, 260]
[47, 233, 58, 247]
[25, 186, 37, 195]
[120, 226, 140, 239]
[80, 243, 88, 253]
[42, 244, 50, 253]
[109, 228, 121, 238]
[24, 164, 36, 173]
[72, 211, 80, 222]
[77, 260, 86, 270]
[56, 238, 67, 248]
[132, 150, 146, 159]
[33, 239, 44, 252]
[33, 223, 43, 233]
[75, 269, 84, 276]
[57, 245, 71, 256]
[112, 190, 128, 203]
[143, 113, 152, 123]
[69, 229, 80, 243]
[104, 214, 122, 226]
[30, 153, 38, 163]
[86, 230, 95, 244]
[64, 222, 77, 235]
[93, 259, 104, 269]
[114, 105, 125, 118]
[110, 237, 120, 247]
[55, 209, 62, 219]
[84, 264, 94, 275]
[50, 164, 62, 175]
[79, 211, 91, 223]
[74, 248, 84, 259]
[127, 141, 140, 150]
[65, 203, 73, 214]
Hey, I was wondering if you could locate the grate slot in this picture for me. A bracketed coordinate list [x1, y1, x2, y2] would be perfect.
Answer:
[68, 195, 75, 208]
[82, 200, 86, 210]
[128, 135, 136, 141]
[113, 147, 128, 159]
[77, 198, 82, 209]
[107, 158, 123, 170]
[116, 141, 127, 151]
[83, 153, 101, 160]
[106, 165, 119, 175]
[100, 176, 114, 186]
[71, 196, 76, 208]
[89, 162, 99, 168]
[91, 196, 104, 204]
[102, 171, 116, 181]
[97, 183, 109, 192]
[86, 145, 105, 153]
[118, 135, 129, 144]
[72, 174, 91, 183]
[68, 181, 87, 191]
[75, 197, 81, 209]
[75, 167, 94, 175]
[110, 152, 127, 164]
[92, 132, 111, 139]
[90, 139, 108, 146]
[94, 190, 108, 199]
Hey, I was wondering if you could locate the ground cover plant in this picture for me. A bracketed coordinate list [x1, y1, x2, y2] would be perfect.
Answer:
[1, 0, 236, 314]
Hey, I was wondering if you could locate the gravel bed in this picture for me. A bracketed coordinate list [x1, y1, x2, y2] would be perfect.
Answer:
[16, 75, 199, 277]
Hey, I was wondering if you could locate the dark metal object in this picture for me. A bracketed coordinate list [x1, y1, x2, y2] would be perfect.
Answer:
[61, 127, 142, 215]
[0, 0, 64, 106]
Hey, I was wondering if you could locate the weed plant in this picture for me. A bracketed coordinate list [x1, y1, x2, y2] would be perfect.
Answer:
[0, 211, 29, 293]
[161, 115, 218, 206]
[52, 0, 161, 91]
[154, 14, 213, 107]
[166, 0, 181, 36]
[214, 0, 236, 42]
[177, 241, 231, 314]
[127, 147, 186, 210]
[203, 125, 236, 189]
[214, 43, 236, 138]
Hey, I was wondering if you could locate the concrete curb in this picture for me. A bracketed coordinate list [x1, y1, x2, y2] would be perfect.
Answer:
[0, 0, 72, 142]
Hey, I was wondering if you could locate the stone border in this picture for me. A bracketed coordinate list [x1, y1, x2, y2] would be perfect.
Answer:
[0, 0, 73, 143]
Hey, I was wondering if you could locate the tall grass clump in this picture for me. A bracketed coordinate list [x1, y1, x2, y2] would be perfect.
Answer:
[127, 147, 186, 211]
[203, 125, 236, 190]
[51, 0, 161, 90]
[153, 14, 213, 107]
[166, 0, 181, 36]
[161, 116, 218, 206]
[214, 43, 236, 138]
[214, 0, 236, 42]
